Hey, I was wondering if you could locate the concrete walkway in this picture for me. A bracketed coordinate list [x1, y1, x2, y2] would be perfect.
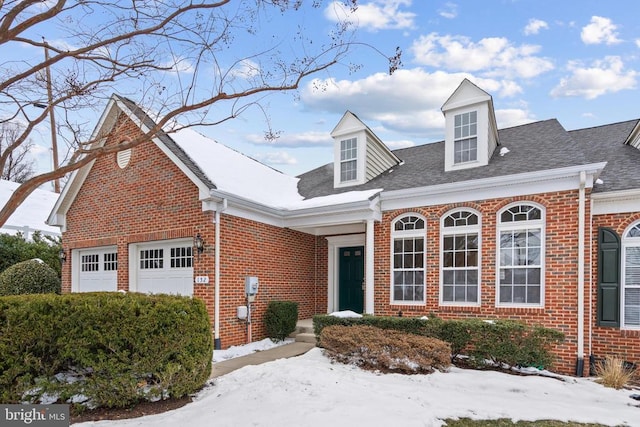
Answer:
[211, 342, 316, 379]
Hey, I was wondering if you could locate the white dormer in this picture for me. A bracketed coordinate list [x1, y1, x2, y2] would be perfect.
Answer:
[441, 79, 499, 172]
[331, 111, 401, 188]
[625, 120, 640, 149]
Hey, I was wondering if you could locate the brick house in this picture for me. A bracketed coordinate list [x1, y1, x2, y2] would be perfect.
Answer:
[47, 79, 640, 375]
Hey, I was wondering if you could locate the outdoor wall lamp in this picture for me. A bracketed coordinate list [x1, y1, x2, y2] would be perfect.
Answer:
[194, 234, 205, 254]
[59, 248, 67, 263]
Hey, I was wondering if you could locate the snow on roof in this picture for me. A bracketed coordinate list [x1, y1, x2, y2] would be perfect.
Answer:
[170, 127, 380, 210]
[170, 127, 303, 208]
[0, 180, 60, 237]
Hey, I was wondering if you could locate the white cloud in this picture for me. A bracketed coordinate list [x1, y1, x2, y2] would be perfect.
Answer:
[161, 55, 195, 74]
[246, 131, 331, 147]
[324, 0, 416, 32]
[301, 68, 521, 134]
[228, 59, 261, 79]
[524, 19, 549, 36]
[410, 33, 554, 79]
[438, 2, 458, 19]
[636, 39, 640, 48]
[253, 151, 298, 165]
[550, 56, 637, 99]
[385, 140, 416, 149]
[581, 16, 622, 45]
[495, 108, 536, 129]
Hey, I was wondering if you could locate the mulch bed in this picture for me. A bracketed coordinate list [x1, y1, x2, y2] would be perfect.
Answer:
[70, 396, 192, 424]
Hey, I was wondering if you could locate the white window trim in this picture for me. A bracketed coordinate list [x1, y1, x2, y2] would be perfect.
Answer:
[453, 111, 478, 165]
[495, 202, 545, 308]
[339, 137, 358, 183]
[390, 213, 427, 306]
[440, 208, 481, 307]
[621, 221, 640, 329]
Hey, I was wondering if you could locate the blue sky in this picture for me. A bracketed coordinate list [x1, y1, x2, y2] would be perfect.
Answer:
[209, 0, 640, 177]
[11, 1, 640, 182]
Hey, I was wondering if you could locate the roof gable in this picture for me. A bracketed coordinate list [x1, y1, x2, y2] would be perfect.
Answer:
[441, 78, 491, 112]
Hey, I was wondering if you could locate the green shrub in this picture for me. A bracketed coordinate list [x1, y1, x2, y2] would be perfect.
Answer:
[312, 313, 442, 344]
[0, 259, 61, 295]
[0, 292, 212, 409]
[313, 315, 564, 370]
[0, 233, 61, 276]
[466, 320, 564, 369]
[264, 300, 298, 341]
[320, 325, 450, 374]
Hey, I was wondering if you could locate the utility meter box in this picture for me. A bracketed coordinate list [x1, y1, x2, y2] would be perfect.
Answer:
[245, 276, 259, 296]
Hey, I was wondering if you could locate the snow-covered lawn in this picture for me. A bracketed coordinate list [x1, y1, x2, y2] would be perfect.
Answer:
[77, 342, 640, 427]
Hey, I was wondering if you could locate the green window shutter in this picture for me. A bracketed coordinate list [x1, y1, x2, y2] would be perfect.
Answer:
[597, 227, 620, 327]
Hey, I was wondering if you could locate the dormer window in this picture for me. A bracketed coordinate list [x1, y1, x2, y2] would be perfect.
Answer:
[441, 79, 499, 172]
[331, 111, 401, 188]
[340, 137, 358, 182]
[454, 111, 478, 164]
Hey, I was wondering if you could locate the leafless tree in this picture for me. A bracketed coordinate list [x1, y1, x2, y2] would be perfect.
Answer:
[0, 0, 400, 227]
[0, 122, 36, 183]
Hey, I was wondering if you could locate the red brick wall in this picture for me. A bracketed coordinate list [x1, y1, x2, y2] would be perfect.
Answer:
[213, 214, 319, 347]
[372, 191, 584, 374]
[590, 212, 640, 372]
[62, 112, 322, 349]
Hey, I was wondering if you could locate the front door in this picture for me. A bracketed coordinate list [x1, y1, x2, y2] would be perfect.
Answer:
[338, 246, 364, 313]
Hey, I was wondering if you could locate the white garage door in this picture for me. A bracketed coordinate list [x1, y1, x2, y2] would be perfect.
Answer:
[134, 239, 193, 296]
[77, 247, 118, 292]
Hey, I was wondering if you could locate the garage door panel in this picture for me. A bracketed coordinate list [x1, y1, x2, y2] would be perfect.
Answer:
[77, 247, 117, 292]
[136, 241, 193, 296]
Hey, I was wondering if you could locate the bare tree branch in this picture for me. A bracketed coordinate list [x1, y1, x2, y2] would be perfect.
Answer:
[0, 0, 400, 227]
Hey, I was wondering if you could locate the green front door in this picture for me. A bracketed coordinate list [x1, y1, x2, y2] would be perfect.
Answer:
[338, 246, 364, 313]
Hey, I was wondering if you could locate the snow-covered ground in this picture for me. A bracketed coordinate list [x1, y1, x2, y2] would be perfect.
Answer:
[78, 341, 640, 427]
[212, 338, 293, 362]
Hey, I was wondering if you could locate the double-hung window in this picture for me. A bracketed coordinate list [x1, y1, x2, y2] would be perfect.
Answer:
[391, 214, 426, 304]
[340, 138, 357, 182]
[454, 111, 478, 164]
[498, 204, 544, 305]
[441, 210, 480, 304]
[623, 222, 640, 328]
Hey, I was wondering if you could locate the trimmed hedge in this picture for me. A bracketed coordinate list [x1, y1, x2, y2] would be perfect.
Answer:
[0, 259, 61, 296]
[321, 325, 450, 374]
[313, 315, 564, 370]
[264, 300, 298, 341]
[0, 292, 212, 409]
[313, 313, 443, 341]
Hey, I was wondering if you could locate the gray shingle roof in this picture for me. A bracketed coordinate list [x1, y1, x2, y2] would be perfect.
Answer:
[297, 118, 639, 199]
[569, 119, 640, 193]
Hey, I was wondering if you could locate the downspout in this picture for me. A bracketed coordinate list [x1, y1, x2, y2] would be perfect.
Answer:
[576, 171, 586, 376]
[588, 197, 594, 374]
[214, 198, 227, 350]
[365, 219, 375, 314]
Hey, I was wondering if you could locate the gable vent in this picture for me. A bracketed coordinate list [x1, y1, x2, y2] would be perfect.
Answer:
[117, 148, 132, 169]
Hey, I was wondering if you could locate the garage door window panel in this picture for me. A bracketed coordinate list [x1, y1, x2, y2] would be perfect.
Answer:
[140, 249, 163, 269]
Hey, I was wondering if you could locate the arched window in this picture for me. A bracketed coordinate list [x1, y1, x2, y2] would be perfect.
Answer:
[497, 203, 544, 305]
[441, 209, 480, 304]
[391, 214, 426, 304]
[623, 222, 640, 328]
